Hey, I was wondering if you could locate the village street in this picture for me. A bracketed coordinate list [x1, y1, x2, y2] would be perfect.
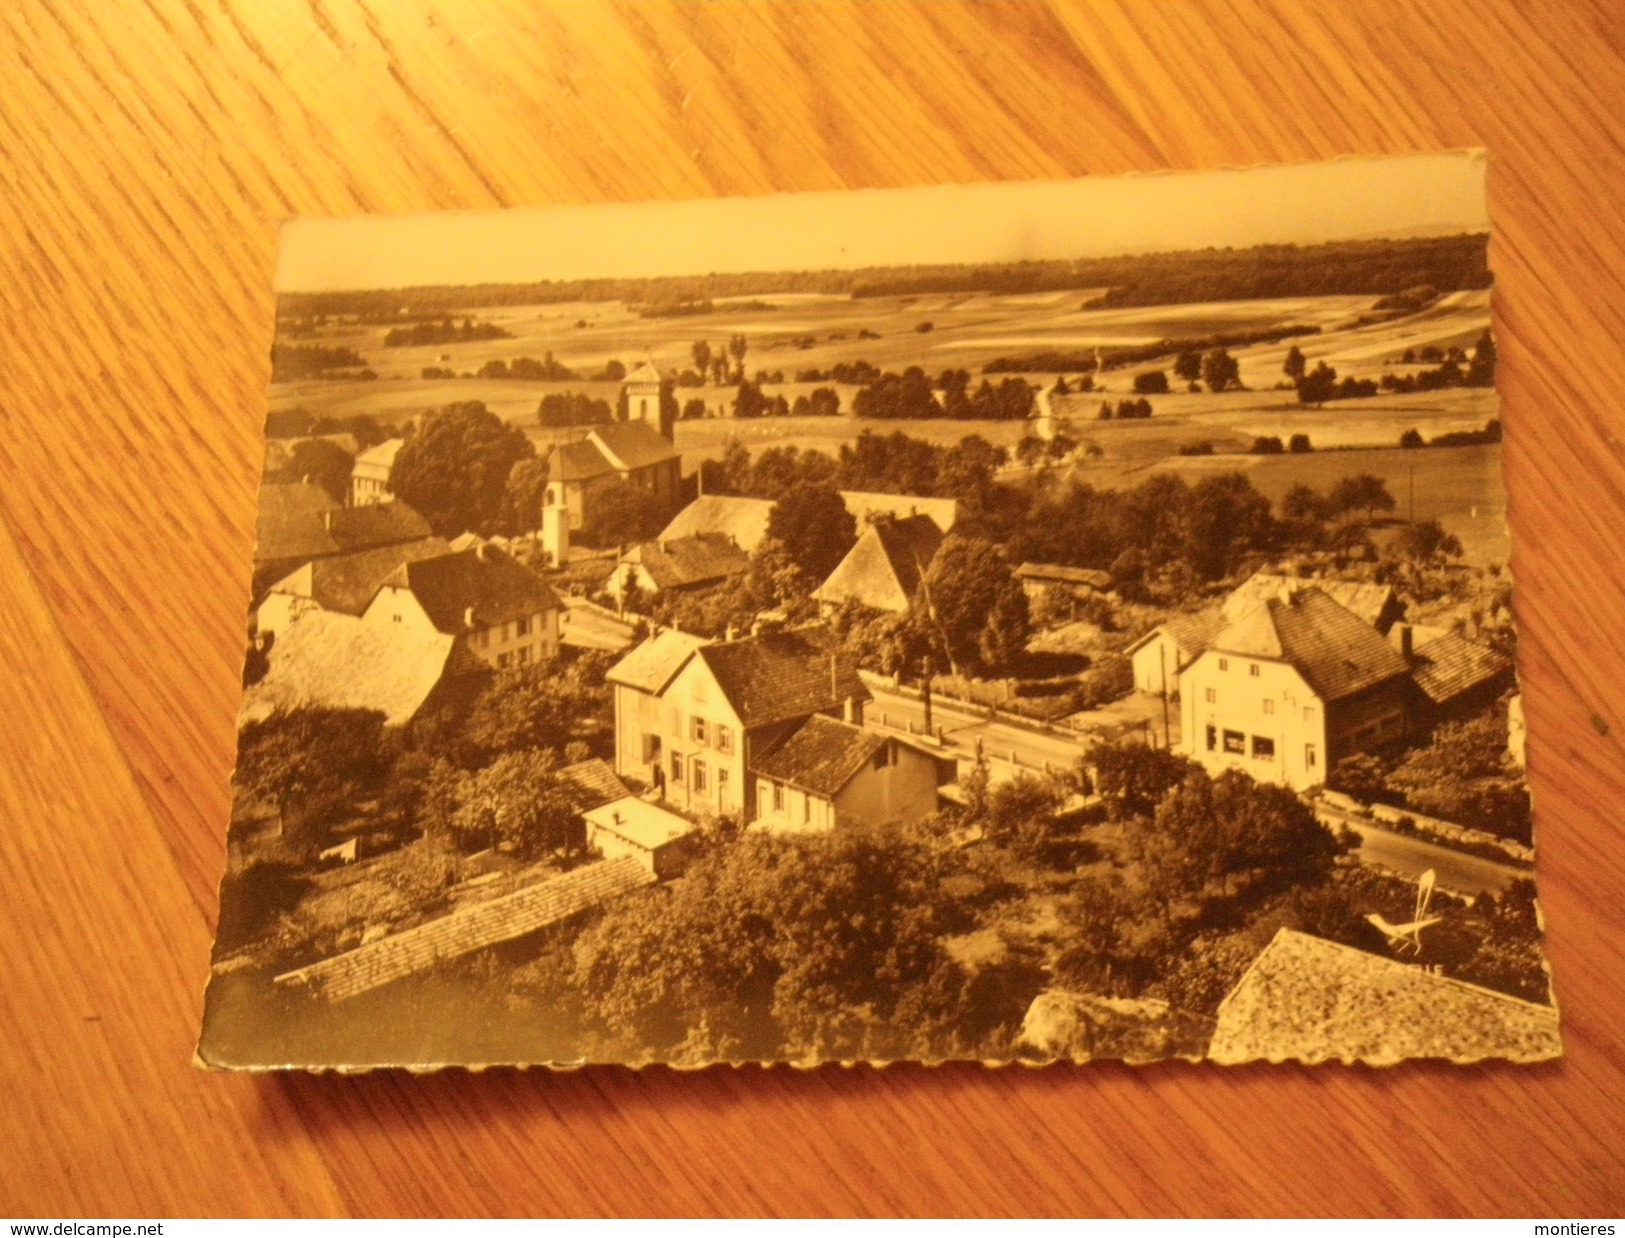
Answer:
[1320, 807, 1531, 897]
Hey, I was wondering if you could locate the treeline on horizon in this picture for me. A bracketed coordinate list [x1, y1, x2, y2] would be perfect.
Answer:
[276, 233, 1489, 319]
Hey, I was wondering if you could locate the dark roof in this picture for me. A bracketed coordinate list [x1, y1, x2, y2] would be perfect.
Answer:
[328, 502, 433, 554]
[1161, 607, 1228, 661]
[559, 758, 632, 810]
[624, 533, 749, 590]
[254, 482, 342, 564]
[1209, 928, 1560, 1065]
[751, 714, 889, 798]
[552, 438, 615, 483]
[697, 627, 870, 727]
[1212, 588, 1410, 702]
[1014, 563, 1112, 590]
[386, 545, 562, 634]
[658, 495, 775, 552]
[813, 515, 942, 613]
[589, 421, 680, 472]
[1409, 630, 1513, 705]
[269, 537, 452, 615]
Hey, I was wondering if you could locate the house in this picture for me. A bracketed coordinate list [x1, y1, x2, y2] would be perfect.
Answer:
[558, 758, 632, 810]
[255, 536, 452, 639]
[656, 494, 776, 553]
[749, 714, 943, 832]
[1128, 571, 1402, 698]
[583, 796, 698, 879]
[350, 438, 405, 507]
[1397, 623, 1515, 722]
[605, 625, 869, 821]
[608, 533, 750, 607]
[813, 514, 943, 615]
[839, 491, 957, 534]
[241, 608, 458, 727]
[1178, 587, 1414, 791]
[253, 484, 433, 597]
[1014, 563, 1112, 617]
[543, 420, 682, 534]
[1207, 928, 1560, 1064]
[364, 543, 562, 671]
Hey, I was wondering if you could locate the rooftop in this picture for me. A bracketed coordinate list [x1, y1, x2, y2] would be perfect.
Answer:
[813, 514, 943, 614]
[584, 796, 697, 851]
[589, 421, 680, 472]
[1409, 628, 1513, 705]
[384, 545, 562, 634]
[605, 627, 710, 694]
[697, 626, 869, 727]
[559, 758, 632, 811]
[1226, 572, 1399, 630]
[840, 490, 958, 533]
[264, 536, 452, 616]
[751, 714, 889, 798]
[1210, 588, 1411, 702]
[1014, 562, 1113, 590]
[624, 361, 663, 386]
[658, 495, 776, 553]
[353, 437, 405, 473]
[1208, 928, 1561, 1065]
[622, 533, 749, 591]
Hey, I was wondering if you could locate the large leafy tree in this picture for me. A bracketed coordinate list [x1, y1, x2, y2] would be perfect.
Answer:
[272, 438, 354, 504]
[388, 402, 535, 537]
[766, 483, 857, 581]
[579, 478, 671, 548]
[1327, 473, 1396, 523]
[918, 534, 1028, 676]
[1200, 347, 1241, 393]
[448, 749, 583, 859]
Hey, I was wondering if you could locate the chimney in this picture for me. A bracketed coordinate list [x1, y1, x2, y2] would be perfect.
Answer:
[464, 606, 477, 630]
[1390, 622, 1413, 659]
[843, 695, 858, 725]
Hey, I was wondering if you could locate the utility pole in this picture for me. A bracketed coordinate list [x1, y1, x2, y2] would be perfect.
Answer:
[920, 657, 934, 735]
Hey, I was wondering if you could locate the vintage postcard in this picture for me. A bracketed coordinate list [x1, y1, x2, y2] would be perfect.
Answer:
[199, 152, 1558, 1070]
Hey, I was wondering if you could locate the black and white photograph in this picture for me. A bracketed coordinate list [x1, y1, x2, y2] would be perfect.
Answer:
[198, 152, 1557, 1070]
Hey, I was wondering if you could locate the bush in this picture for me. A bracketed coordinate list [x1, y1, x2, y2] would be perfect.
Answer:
[1399, 428, 1424, 449]
[1251, 435, 1285, 455]
[1288, 433, 1312, 453]
[1132, 370, 1170, 395]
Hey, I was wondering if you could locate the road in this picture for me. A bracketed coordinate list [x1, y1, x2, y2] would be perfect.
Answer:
[864, 682, 1084, 781]
[1317, 807, 1532, 897]
[559, 597, 637, 652]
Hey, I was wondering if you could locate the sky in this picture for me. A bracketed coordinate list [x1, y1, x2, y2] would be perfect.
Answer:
[274, 151, 1489, 293]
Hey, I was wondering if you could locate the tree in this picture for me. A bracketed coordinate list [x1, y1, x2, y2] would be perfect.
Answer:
[977, 575, 1031, 674]
[766, 484, 857, 581]
[1288, 433, 1312, 453]
[1283, 345, 1307, 383]
[501, 457, 550, 534]
[1085, 738, 1193, 821]
[1132, 369, 1170, 395]
[728, 333, 748, 381]
[1173, 349, 1203, 384]
[1388, 518, 1462, 564]
[235, 708, 389, 851]
[733, 380, 770, 419]
[459, 654, 616, 768]
[1327, 473, 1396, 523]
[983, 772, 1066, 858]
[579, 479, 671, 548]
[1296, 361, 1338, 406]
[389, 402, 535, 537]
[450, 749, 583, 859]
[1250, 435, 1284, 455]
[1201, 348, 1241, 393]
[1399, 427, 1424, 449]
[274, 438, 354, 504]
[1465, 329, 1497, 388]
[919, 535, 1026, 676]
[1184, 471, 1276, 580]
[1280, 483, 1326, 526]
[692, 340, 713, 381]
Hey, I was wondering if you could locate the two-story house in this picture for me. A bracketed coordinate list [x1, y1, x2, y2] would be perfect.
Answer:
[364, 543, 562, 671]
[749, 714, 946, 832]
[350, 438, 405, 507]
[1178, 587, 1414, 791]
[606, 626, 870, 821]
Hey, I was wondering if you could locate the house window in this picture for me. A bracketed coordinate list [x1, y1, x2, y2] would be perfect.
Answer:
[517, 616, 532, 637]
[497, 653, 512, 669]
[692, 760, 707, 793]
[1205, 725, 1217, 752]
[1306, 743, 1318, 769]
[716, 723, 733, 753]
[1303, 706, 1315, 722]
[717, 768, 730, 805]
[1223, 729, 1245, 754]
[517, 645, 531, 666]
[1262, 699, 1274, 715]
[802, 793, 811, 824]
[670, 752, 684, 783]
[772, 782, 784, 812]
[873, 742, 893, 771]
[691, 716, 707, 744]
[1205, 688, 1217, 704]
[392, 614, 402, 624]
[1252, 735, 1276, 759]
[1219, 658, 1229, 671]
[1249, 663, 1260, 678]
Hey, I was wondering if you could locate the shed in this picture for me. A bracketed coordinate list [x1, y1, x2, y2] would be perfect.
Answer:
[583, 796, 699, 879]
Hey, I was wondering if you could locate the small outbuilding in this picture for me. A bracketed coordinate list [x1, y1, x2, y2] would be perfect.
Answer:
[583, 796, 699, 879]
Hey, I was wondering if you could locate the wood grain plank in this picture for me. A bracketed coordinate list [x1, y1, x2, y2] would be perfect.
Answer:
[0, 0, 1620, 1216]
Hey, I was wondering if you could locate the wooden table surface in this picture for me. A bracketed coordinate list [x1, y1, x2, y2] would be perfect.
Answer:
[3, 0, 1623, 1218]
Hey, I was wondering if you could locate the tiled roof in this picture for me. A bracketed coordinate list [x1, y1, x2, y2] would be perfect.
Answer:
[559, 758, 632, 810]
[1409, 629, 1513, 705]
[386, 546, 561, 634]
[1211, 588, 1411, 702]
[840, 490, 958, 533]
[1208, 928, 1561, 1065]
[697, 626, 869, 727]
[658, 495, 776, 553]
[623, 533, 749, 591]
[605, 627, 710, 694]
[589, 421, 680, 472]
[552, 438, 616, 483]
[254, 482, 342, 564]
[1226, 572, 1399, 630]
[813, 515, 942, 614]
[241, 608, 455, 727]
[330, 502, 433, 554]
[751, 714, 888, 798]
[1161, 607, 1229, 662]
[265, 537, 452, 616]
[1014, 563, 1113, 590]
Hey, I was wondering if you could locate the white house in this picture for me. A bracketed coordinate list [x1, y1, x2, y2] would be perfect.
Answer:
[350, 439, 405, 507]
[749, 714, 944, 833]
[584, 795, 698, 879]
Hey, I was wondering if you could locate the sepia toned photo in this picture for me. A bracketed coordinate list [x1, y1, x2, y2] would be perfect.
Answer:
[198, 153, 1557, 1070]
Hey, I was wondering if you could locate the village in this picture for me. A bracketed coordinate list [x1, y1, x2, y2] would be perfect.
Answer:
[207, 253, 1556, 1066]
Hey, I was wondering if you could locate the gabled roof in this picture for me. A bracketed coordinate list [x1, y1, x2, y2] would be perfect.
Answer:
[383, 546, 561, 634]
[622, 533, 749, 591]
[624, 361, 663, 386]
[751, 714, 889, 798]
[265, 537, 452, 616]
[605, 627, 710, 694]
[1209, 588, 1411, 702]
[1226, 572, 1399, 630]
[552, 438, 617, 483]
[589, 421, 680, 472]
[696, 627, 869, 727]
[813, 515, 942, 614]
[1208, 928, 1561, 1065]
[584, 796, 696, 850]
[241, 609, 455, 727]
[327, 502, 433, 555]
[559, 758, 632, 811]
[658, 495, 776, 553]
[353, 438, 405, 474]
[839, 490, 957, 533]
[1409, 629, 1513, 705]
[1014, 563, 1113, 590]
[1146, 607, 1229, 663]
[254, 482, 342, 564]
